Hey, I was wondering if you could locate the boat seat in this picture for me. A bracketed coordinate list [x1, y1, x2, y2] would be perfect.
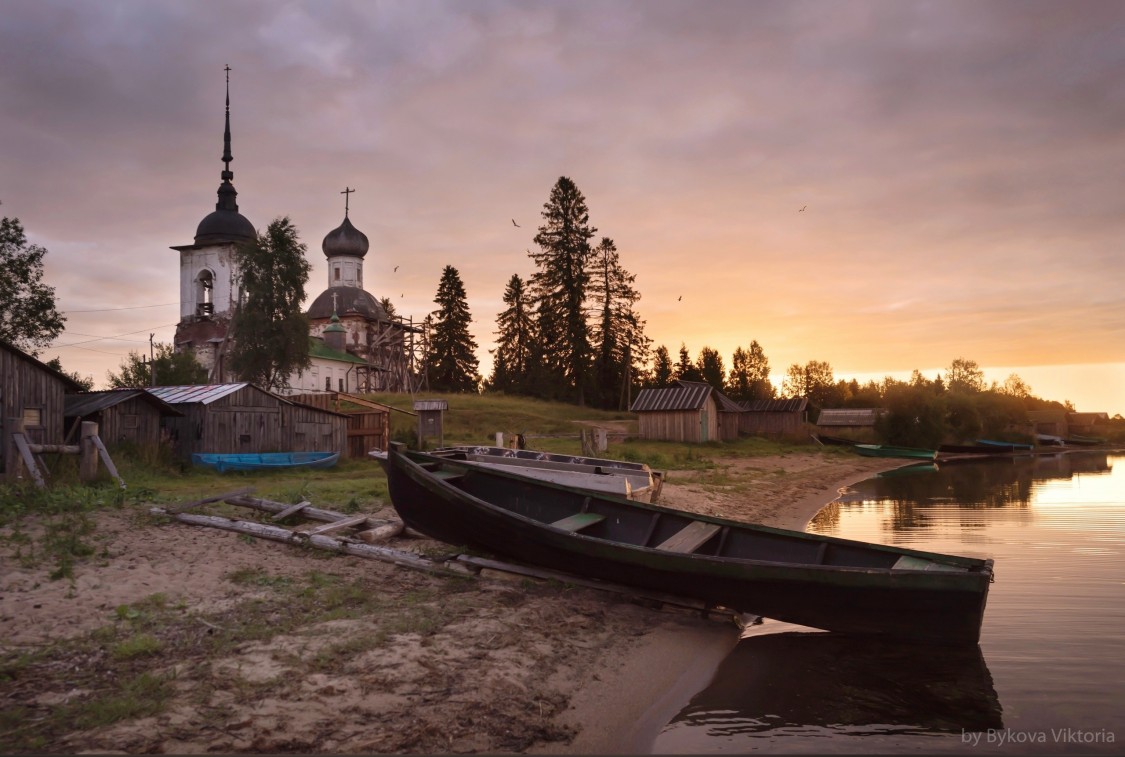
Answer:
[656, 521, 721, 553]
[892, 555, 964, 572]
[551, 512, 606, 533]
[431, 468, 466, 482]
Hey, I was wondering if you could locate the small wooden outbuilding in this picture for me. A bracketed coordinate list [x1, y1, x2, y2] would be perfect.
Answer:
[630, 380, 742, 443]
[64, 390, 183, 449]
[2, 339, 83, 478]
[1026, 409, 1068, 438]
[147, 383, 347, 460]
[814, 408, 886, 442]
[738, 397, 809, 438]
[414, 399, 448, 448]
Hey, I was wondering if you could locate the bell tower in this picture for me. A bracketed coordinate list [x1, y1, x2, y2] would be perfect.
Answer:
[171, 66, 256, 379]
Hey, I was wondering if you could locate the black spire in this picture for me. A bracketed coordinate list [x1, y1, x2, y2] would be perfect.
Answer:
[216, 65, 238, 212]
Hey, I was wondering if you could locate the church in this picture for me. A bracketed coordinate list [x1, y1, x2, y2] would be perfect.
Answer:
[171, 72, 424, 394]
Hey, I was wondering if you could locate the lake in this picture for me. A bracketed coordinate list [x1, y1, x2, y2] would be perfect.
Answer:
[653, 451, 1125, 754]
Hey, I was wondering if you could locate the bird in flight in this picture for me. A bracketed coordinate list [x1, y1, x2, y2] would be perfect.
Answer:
[798, 205, 807, 212]
[678, 295, 683, 301]
[512, 219, 520, 227]
[394, 265, 399, 272]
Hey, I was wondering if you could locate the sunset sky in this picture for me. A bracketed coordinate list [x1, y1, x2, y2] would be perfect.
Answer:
[2, 1, 1122, 415]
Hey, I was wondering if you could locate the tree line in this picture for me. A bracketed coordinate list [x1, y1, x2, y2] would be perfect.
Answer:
[1, 201, 1111, 444]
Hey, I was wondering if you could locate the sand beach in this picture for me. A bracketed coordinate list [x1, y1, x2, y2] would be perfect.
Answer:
[1, 451, 898, 753]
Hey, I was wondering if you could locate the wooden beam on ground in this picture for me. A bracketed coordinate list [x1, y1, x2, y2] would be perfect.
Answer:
[301, 514, 370, 536]
[338, 392, 417, 416]
[226, 495, 390, 528]
[271, 500, 311, 521]
[149, 508, 465, 577]
[167, 487, 255, 514]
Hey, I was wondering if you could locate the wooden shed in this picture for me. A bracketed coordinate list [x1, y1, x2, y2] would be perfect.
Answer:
[1026, 409, 1068, 438]
[147, 383, 347, 461]
[2, 339, 83, 478]
[630, 380, 741, 443]
[64, 390, 183, 449]
[287, 391, 396, 458]
[414, 399, 449, 447]
[738, 397, 809, 438]
[815, 408, 886, 442]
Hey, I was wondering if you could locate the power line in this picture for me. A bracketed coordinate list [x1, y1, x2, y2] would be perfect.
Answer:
[52, 323, 178, 348]
[63, 302, 178, 313]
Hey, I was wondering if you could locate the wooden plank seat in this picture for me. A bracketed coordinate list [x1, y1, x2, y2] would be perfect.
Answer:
[656, 521, 721, 553]
[431, 468, 466, 482]
[551, 512, 606, 533]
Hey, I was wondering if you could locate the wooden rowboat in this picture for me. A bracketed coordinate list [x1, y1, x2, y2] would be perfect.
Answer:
[383, 445, 993, 644]
[192, 451, 339, 473]
[426, 445, 664, 502]
[854, 444, 938, 461]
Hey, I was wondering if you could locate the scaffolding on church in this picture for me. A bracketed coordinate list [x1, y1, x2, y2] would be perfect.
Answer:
[354, 314, 429, 394]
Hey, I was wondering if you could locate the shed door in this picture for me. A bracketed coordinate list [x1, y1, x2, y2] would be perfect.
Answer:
[700, 409, 709, 442]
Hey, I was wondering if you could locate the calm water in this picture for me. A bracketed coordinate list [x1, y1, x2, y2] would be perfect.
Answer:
[654, 451, 1125, 754]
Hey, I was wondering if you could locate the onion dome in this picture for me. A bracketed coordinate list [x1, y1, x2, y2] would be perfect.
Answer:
[321, 215, 369, 259]
[195, 67, 254, 246]
[308, 286, 387, 321]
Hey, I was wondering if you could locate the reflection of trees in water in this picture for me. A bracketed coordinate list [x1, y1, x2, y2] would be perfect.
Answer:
[812, 453, 1111, 535]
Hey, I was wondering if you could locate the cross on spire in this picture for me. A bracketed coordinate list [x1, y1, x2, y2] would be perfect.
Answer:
[222, 65, 233, 180]
[331, 290, 339, 312]
[341, 186, 355, 217]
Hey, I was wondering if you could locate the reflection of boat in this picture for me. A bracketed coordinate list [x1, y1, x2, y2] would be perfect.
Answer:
[855, 444, 938, 461]
[939, 443, 1025, 455]
[977, 438, 1033, 450]
[663, 628, 1003, 741]
[192, 451, 339, 472]
[383, 445, 994, 643]
[426, 445, 664, 502]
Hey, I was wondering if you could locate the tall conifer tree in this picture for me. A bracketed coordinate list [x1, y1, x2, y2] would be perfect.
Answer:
[529, 177, 596, 404]
[488, 273, 534, 393]
[428, 265, 479, 392]
[588, 237, 649, 409]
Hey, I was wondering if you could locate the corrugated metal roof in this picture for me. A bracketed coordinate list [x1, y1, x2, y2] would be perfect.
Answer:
[816, 408, 885, 426]
[413, 399, 448, 411]
[631, 381, 713, 412]
[65, 389, 183, 418]
[739, 397, 809, 413]
[147, 383, 249, 405]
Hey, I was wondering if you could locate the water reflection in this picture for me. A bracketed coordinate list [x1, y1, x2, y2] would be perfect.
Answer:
[662, 625, 1002, 745]
[814, 452, 1111, 535]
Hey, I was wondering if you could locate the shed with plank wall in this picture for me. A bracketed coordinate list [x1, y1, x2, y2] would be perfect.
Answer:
[148, 384, 347, 460]
[2, 340, 82, 477]
[630, 381, 739, 443]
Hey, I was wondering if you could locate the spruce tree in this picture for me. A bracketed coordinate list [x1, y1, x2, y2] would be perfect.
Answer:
[229, 217, 311, 391]
[588, 237, 650, 409]
[488, 273, 534, 394]
[650, 345, 674, 388]
[726, 341, 774, 401]
[529, 177, 596, 404]
[696, 346, 725, 394]
[428, 265, 479, 392]
[675, 343, 702, 382]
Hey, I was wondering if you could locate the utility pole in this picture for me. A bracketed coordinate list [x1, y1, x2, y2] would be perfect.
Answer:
[149, 333, 156, 386]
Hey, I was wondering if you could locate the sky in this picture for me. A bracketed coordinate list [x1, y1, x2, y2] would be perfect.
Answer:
[2, 0, 1123, 415]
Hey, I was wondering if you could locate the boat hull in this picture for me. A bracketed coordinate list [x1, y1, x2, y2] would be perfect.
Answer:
[192, 451, 340, 473]
[385, 447, 992, 644]
[855, 444, 938, 461]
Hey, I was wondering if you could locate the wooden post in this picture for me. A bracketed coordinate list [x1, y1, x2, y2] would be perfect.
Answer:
[80, 421, 99, 483]
[4, 417, 22, 483]
[495, 432, 503, 448]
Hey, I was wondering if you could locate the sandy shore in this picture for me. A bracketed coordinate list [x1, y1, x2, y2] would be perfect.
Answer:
[0, 450, 899, 754]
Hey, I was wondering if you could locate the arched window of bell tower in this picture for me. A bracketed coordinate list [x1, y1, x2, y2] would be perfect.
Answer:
[196, 269, 215, 317]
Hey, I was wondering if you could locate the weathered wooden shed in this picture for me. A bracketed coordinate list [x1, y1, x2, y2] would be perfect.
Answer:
[1066, 412, 1109, 437]
[630, 380, 741, 443]
[147, 383, 347, 460]
[738, 397, 809, 438]
[64, 390, 183, 449]
[2, 339, 83, 478]
[814, 408, 886, 442]
[287, 391, 397, 458]
[1026, 409, 1068, 438]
